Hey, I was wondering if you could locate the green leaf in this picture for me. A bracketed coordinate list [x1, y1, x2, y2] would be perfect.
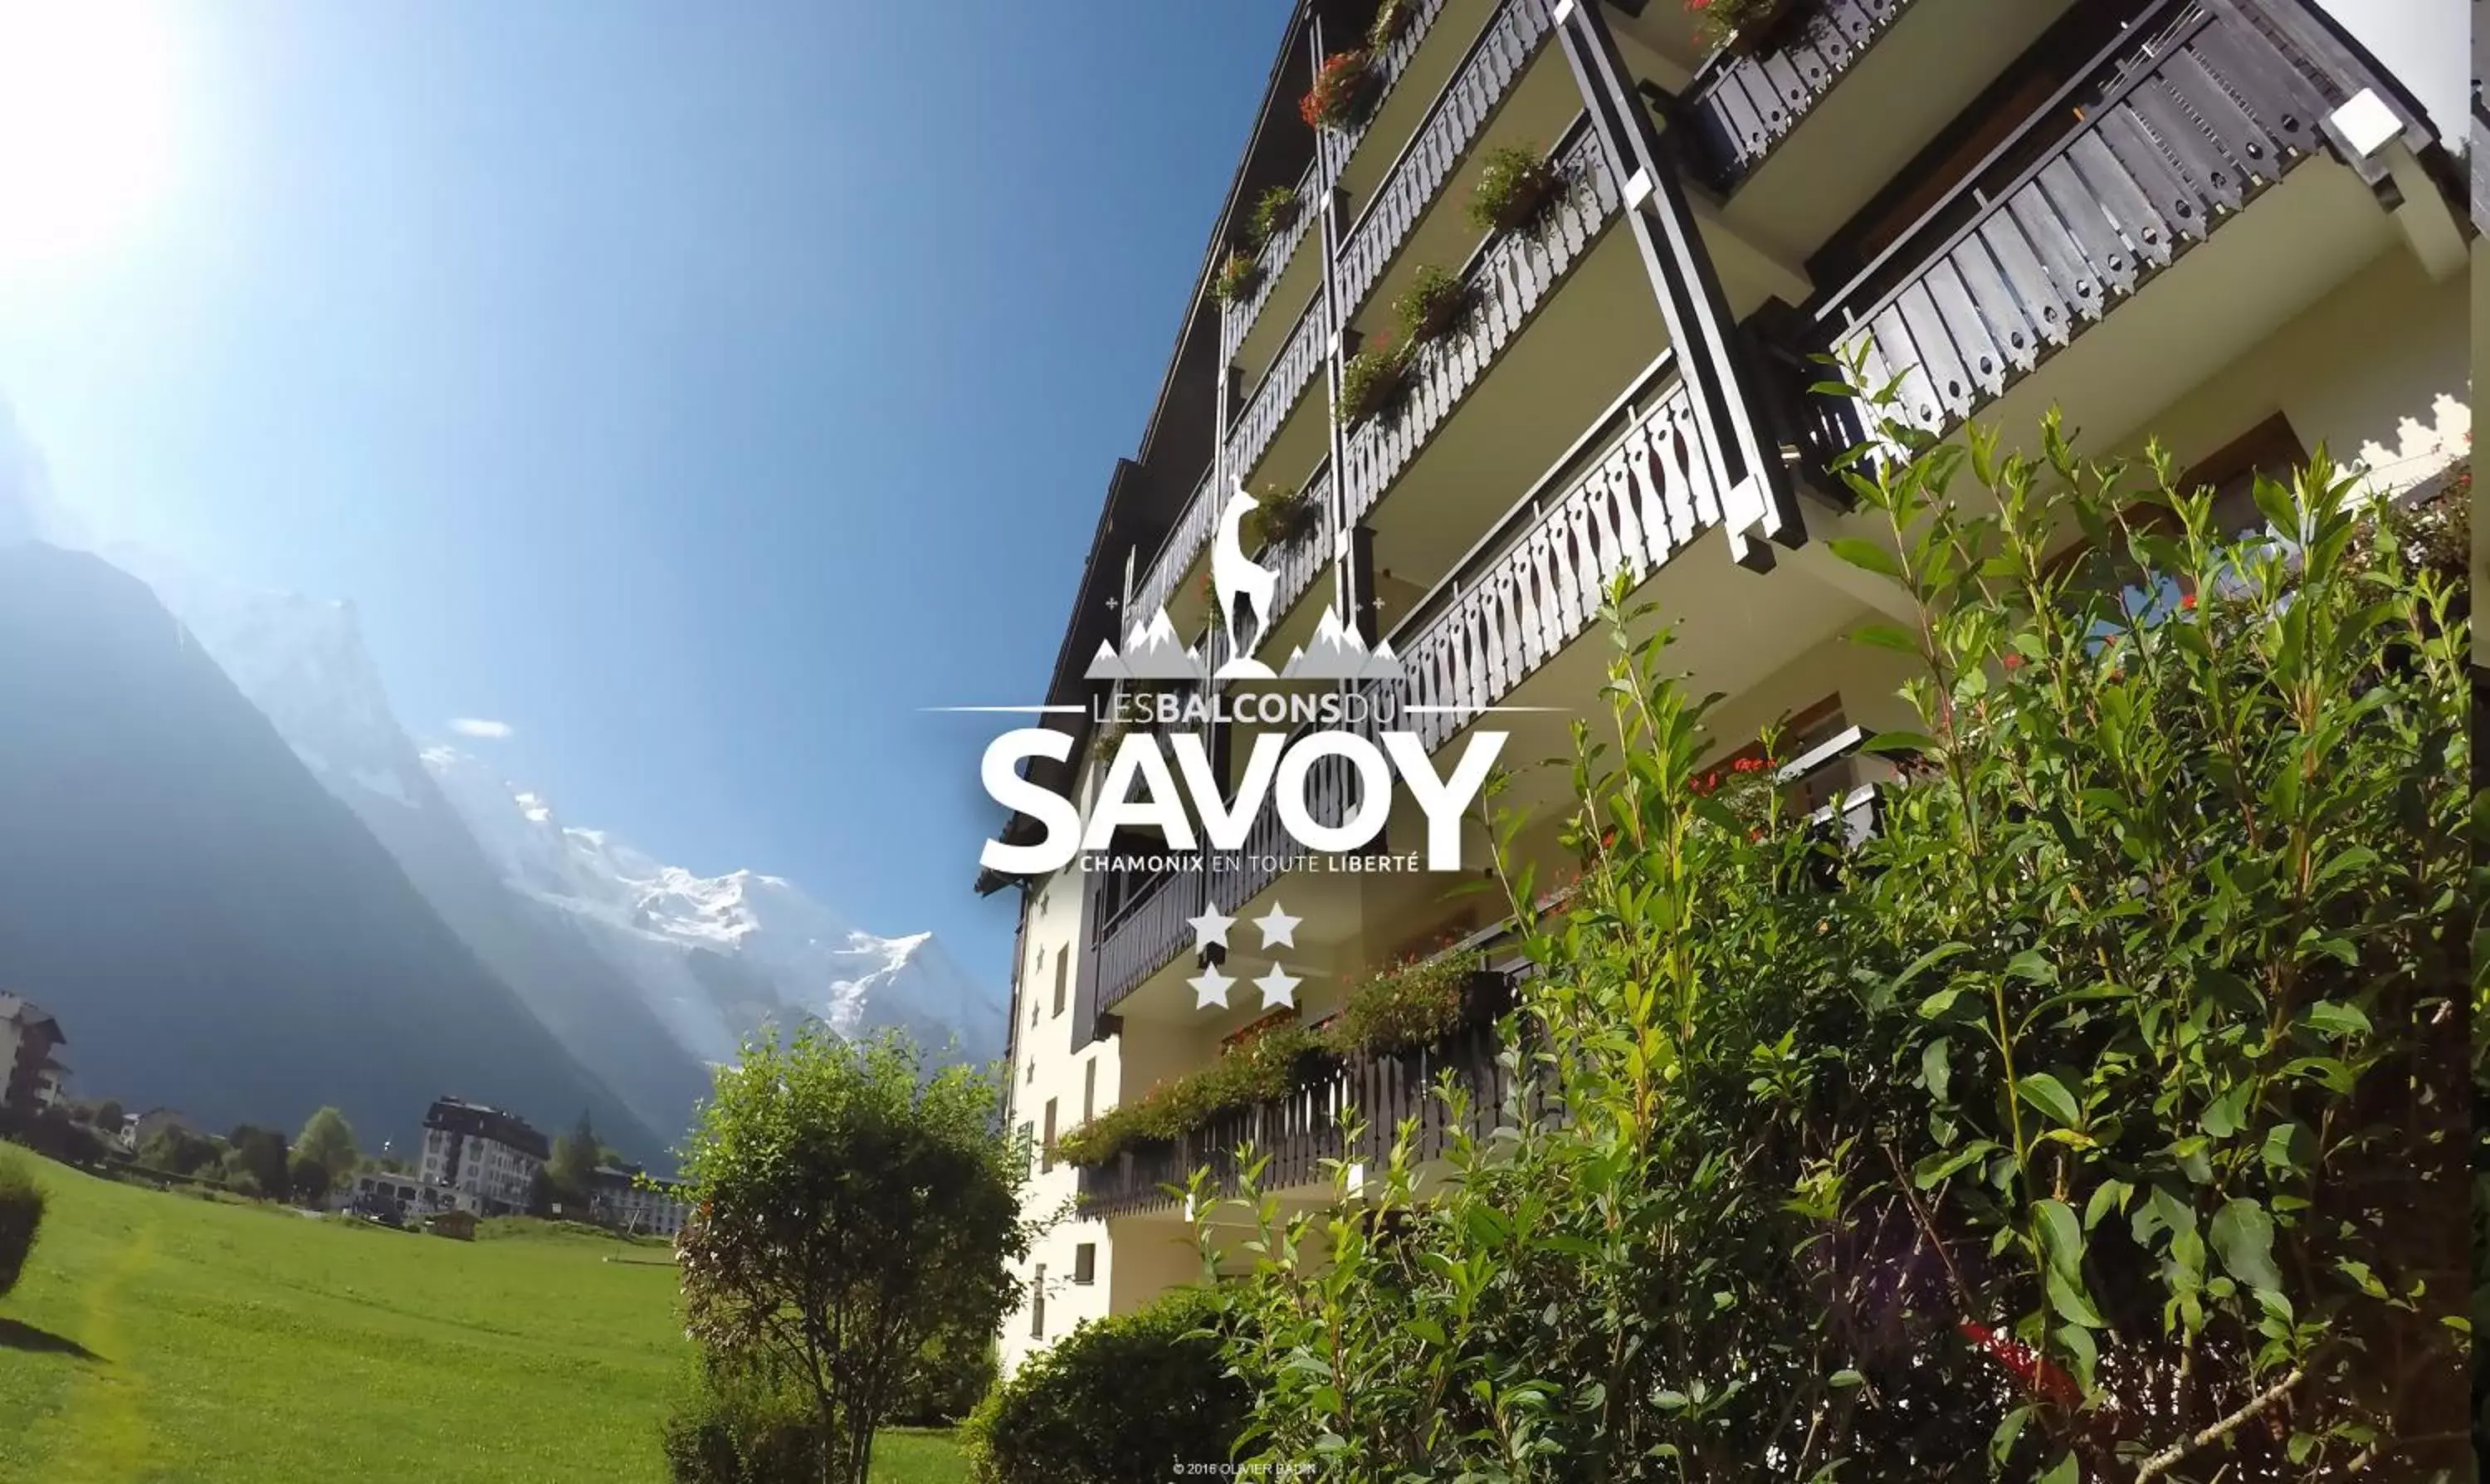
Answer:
[2046, 1267, 2106, 1329]
[2209, 1198, 2282, 1291]
[2200, 1081, 2252, 1140]
[2259, 1122, 2312, 1175]
[2082, 1179, 2128, 1233]
[2039, 1452, 2081, 1484]
[1914, 1142, 1995, 1189]
[1921, 1038, 1951, 1100]
[1655, 1389, 1689, 1411]
[2302, 1001, 2371, 1038]
[1990, 1405, 2032, 1466]
[1829, 1369, 1864, 1389]
[2033, 1198, 2082, 1278]
[1917, 988, 1965, 1021]
[1828, 536, 1904, 579]
[1851, 622, 1922, 657]
[2016, 1072, 2083, 1130]
[1863, 730, 1940, 758]
[2005, 950, 2059, 985]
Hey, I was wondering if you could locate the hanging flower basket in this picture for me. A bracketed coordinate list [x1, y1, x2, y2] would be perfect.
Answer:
[1368, 0, 1418, 50]
[1467, 144, 1569, 237]
[1336, 334, 1412, 427]
[1213, 250, 1264, 306]
[1689, 0, 1797, 56]
[1301, 50, 1380, 132]
[1394, 263, 1472, 345]
[1249, 483, 1324, 550]
[1249, 184, 1302, 250]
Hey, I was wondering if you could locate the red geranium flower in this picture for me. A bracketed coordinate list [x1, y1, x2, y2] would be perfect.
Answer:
[1958, 1320, 2080, 1408]
[2181, 590, 2198, 610]
[2002, 653, 2022, 671]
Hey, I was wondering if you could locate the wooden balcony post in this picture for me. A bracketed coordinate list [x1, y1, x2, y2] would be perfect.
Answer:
[1549, 0, 1805, 572]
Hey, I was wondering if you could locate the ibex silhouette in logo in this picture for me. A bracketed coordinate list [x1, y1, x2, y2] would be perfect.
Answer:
[1211, 489, 1277, 665]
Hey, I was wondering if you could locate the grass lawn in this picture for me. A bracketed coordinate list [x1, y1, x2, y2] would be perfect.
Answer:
[0, 1153, 968, 1483]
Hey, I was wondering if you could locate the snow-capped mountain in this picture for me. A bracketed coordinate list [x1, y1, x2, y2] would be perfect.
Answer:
[105, 546, 1005, 1133]
[421, 743, 1004, 1066]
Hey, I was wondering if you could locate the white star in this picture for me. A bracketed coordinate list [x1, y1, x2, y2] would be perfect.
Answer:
[1190, 965, 1236, 1010]
[1251, 901, 1301, 950]
[1252, 964, 1301, 1010]
[1188, 903, 1235, 952]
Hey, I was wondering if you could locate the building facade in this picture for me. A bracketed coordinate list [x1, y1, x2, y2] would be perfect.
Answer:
[986, 0, 2473, 1372]
[418, 1096, 549, 1216]
[591, 1164, 692, 1238]
[0, 993, 67, 1116]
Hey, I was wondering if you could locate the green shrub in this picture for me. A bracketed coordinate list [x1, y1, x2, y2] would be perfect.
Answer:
[660, 1357, 829, 1484]
[1245, 482, 1322, 551]
[1208, 393, 2472, 1477]
[1053, 1023, 1330, 1169]
[890, 1324, 999, 1428]
[0, 1152, 44, 1298]
[961, 1288, 1244, 1484]
[1393, 263, 1469, 344]
[1368, 0, 1417, 49]
[1466, 144, 1565, 236]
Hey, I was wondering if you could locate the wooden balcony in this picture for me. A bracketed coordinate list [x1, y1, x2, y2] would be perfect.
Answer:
[1679, 0, 1923, 192]
[1802, 0, 2413, 455]
[1075, 1006, 1516, 1219]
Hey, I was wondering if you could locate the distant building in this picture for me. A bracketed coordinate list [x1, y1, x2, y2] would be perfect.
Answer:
[0, 993, 66, 1115]
[591, 1164, 691, 1238]
[128, 1106, 193, 1152]
[418, 1097, 549, 1216]
[344, 1169, 441, 1219]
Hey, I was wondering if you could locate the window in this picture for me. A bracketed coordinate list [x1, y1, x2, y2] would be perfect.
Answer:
[1031, 1264, 1047, 1338]
[1073, 1242, 1096, 1286]
[1081, 1058, 1096, 1124]
[1052, 950, 1069, 1018]
[1041, 1099, 1057, 1174]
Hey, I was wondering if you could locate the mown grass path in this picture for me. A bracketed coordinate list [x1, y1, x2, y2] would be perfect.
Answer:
[0, 1154, 965, 1482]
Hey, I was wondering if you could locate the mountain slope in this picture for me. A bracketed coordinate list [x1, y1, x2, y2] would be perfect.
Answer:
[0, 543, 666, 1159]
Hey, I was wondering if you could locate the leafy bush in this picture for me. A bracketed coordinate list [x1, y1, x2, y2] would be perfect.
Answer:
[1393, 263, 1469, 344]
[1298, 51, 1376, 132]
[0, 1152, 44, 1299]
[1334, 334, 1409, 427]
[1247, 185, 1300, 250]
[1466, 144, 1565, 236]
[1328, 951, 1486, 1057]
[961, 1288, 1245, 1484]
[287, 1154, 332, 1205]
[890, 1325, 999, 1428]
[661, 1357, 829, 1484]
[1208, 396, 2469, 1479]
[1212, 250, 1262, 306]
[1053, 1023, 1330, 1169]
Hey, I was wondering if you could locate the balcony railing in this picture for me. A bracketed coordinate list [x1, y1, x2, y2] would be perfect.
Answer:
[1131, 467, 1218, 628]
[1342, 118, 1619, 527]
[1680, 0, 1918, 190]
[1380, 357, 1726, 750]
[1335, 0, 1557, 318]
[1810, 0, 2379, 450]
[1091, 735, 1367, 1017]
[1252, 461, 1340, 655]
[1226, 289, 1331, 484]
[1222, 157, 1322, 362]
[1076, 1012, 1516, 1218]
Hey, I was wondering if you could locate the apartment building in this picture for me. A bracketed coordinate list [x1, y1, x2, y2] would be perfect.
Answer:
[591, 1163, 693, 1238]
[0, 993, 67, 1116]
[418, 1096, 549, 1216]
[984, 0, 2473, 1371]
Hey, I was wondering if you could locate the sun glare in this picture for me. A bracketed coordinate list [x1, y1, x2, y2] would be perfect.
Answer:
[0, 0, 183, 272]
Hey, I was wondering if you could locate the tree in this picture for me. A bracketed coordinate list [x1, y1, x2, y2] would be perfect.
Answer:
[549, 1111, 600, 1204]
[526, 1166, 556, 1219]
[224, 1125, 290, 1201]
[0, 1150, 43, 1299]
[293, 1106, 358, 1179]
[140, 1125, 220, 1177]
[287, 1153, 332, 1205]
[678, 1027, 1031, 1484]
[91, 1101, 124, 1138]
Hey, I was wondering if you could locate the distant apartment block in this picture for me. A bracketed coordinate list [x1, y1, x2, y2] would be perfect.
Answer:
[0, 993, 67, 1115]
[419, 1096, 550, 1216]
[591, 1164, 692, 1238]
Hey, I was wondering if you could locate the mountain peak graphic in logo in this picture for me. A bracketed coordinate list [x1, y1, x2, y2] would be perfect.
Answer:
[1086, 486, 1402, 685]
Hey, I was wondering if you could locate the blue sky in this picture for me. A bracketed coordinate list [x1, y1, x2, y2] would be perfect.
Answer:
[0, 2, 1287, 985]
